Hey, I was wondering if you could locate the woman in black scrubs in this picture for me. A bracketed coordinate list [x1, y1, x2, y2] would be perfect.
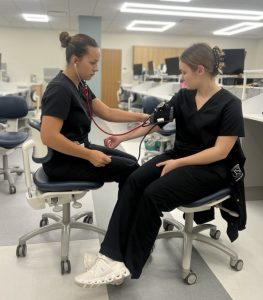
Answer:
[41, 32, 149, 187]
[75, 43, 245, 287]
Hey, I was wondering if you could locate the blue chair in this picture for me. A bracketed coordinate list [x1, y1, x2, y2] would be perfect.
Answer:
[141, 96, 176, 164]
[16, 120, 106, 274]
[157, 188, 243, 285]
[0, 96, 29, 194]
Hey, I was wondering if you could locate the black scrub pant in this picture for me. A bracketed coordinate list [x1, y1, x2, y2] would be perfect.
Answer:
[43, 144, 139, 188]
[100, 149, 229, 279]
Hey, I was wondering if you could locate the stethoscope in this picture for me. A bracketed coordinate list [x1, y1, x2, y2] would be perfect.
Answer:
[74, 64, 151, 137]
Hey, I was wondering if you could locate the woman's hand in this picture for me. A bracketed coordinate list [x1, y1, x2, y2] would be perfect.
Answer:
[104, 136, 123, 149]
[139, 113, 150, 122]
[88, 150, 112, 167]
[156, 159, 181, 177]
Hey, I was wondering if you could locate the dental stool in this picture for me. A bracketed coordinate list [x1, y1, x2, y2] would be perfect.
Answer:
[0, 96, 29, 194]
[16, 119, 106, 274]
[157, 187, 243, 285]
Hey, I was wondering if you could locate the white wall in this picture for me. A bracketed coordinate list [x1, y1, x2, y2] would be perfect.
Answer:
[0, 27, 77, 83]
[0, 27, 262, 84]
[255, 40, 263, 70]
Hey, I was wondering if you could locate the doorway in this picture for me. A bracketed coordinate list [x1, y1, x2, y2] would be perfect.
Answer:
[101, 49, 122, 108]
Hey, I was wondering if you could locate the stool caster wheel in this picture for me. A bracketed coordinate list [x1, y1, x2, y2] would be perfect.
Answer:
[16, 244, 27, 257]
[184, 272, 197, 285]
[163, 221, 174, 231]
[83, 215, 93, 224]
[61, 259, 71, 275]
[40, 217, 49, 227]
[230, 259, 243, 271]
[210, 229, 221, 240]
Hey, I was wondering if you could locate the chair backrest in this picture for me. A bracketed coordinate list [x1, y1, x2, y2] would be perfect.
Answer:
[0, 96, 28, 132]
[142, 96, 162, 114]
[0, 96, 28, 119]
[117, 87, 131, 102]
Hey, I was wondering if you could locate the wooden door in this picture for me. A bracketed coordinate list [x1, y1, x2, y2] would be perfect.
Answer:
[101, 49, 122, 108]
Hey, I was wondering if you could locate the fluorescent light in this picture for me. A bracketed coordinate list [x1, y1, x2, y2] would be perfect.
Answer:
[22, 13, 49, 22]
[126, 20, 176, 32]
[160, 0, 192, 2]
[120, 2, 263, 21]
[213, 22, 263, 35]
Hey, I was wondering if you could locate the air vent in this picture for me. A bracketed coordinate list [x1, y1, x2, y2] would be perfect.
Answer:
[47, 11, 67, 17]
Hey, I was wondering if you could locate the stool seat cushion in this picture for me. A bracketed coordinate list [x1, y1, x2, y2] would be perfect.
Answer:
[33, 167, 104, 192]
[0, 131, 28, 149]
[160, 122, 176, 136]
[183, 187, 231, 208]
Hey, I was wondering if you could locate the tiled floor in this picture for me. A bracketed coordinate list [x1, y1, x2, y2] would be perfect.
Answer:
[0, 239, 109, 300]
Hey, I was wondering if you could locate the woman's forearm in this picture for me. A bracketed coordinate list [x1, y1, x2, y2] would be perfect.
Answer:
[104, 108, 148, 123]
[119, 124, 160, 143]
[176, 146, 227, 168]
[92, 98, 148, 123]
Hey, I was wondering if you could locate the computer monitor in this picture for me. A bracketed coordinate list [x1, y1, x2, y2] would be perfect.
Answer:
[133, 63, 143, 76]
[222, 49, 246, 75]
[147, 61, 154, 75]
[165, 57, 180, 76]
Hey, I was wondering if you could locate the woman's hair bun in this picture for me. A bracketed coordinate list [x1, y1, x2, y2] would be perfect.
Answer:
[59, 32, 71, 48]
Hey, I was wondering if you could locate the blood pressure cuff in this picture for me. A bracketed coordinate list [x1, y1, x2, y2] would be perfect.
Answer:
[149, 102, 174, 125]
[150, 93, 177, 128]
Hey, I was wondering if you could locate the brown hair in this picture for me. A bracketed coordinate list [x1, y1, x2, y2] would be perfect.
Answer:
[59, 32, 98, 63]
[180, 43, 224, 76]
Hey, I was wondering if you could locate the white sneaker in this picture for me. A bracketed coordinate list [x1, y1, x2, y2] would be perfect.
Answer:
[75, 254, 130, 288]
[83, 253, 125, 286]
[84, 253, 97, 270]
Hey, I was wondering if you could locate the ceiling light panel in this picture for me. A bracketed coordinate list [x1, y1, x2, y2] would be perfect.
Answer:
[22, 13, 49, 22]
[120, 2, 263, 21]
[126, 20, 176, 32]
[213, 22, 263, 35]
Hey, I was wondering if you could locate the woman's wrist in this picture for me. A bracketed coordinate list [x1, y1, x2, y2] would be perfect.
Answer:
[174, 158, 185, 168]
[138, 112, 149, 122]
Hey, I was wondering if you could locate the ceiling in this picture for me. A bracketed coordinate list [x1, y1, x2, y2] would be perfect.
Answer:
[0, 0, 263, 38]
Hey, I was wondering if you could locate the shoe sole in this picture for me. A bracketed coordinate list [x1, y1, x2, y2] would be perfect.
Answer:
[75, 269, 130, 288]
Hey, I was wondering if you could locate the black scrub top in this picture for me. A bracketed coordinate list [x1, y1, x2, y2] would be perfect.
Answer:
[167, 88, 244, 157]
[41, 71, 96, 161]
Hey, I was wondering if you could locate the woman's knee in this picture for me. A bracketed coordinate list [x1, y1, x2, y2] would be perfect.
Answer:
[125, 170, 141, 188]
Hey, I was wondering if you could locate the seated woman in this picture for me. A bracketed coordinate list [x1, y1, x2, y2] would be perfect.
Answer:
[41, 31, 149, 189]
[74, 43, 245, 287]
